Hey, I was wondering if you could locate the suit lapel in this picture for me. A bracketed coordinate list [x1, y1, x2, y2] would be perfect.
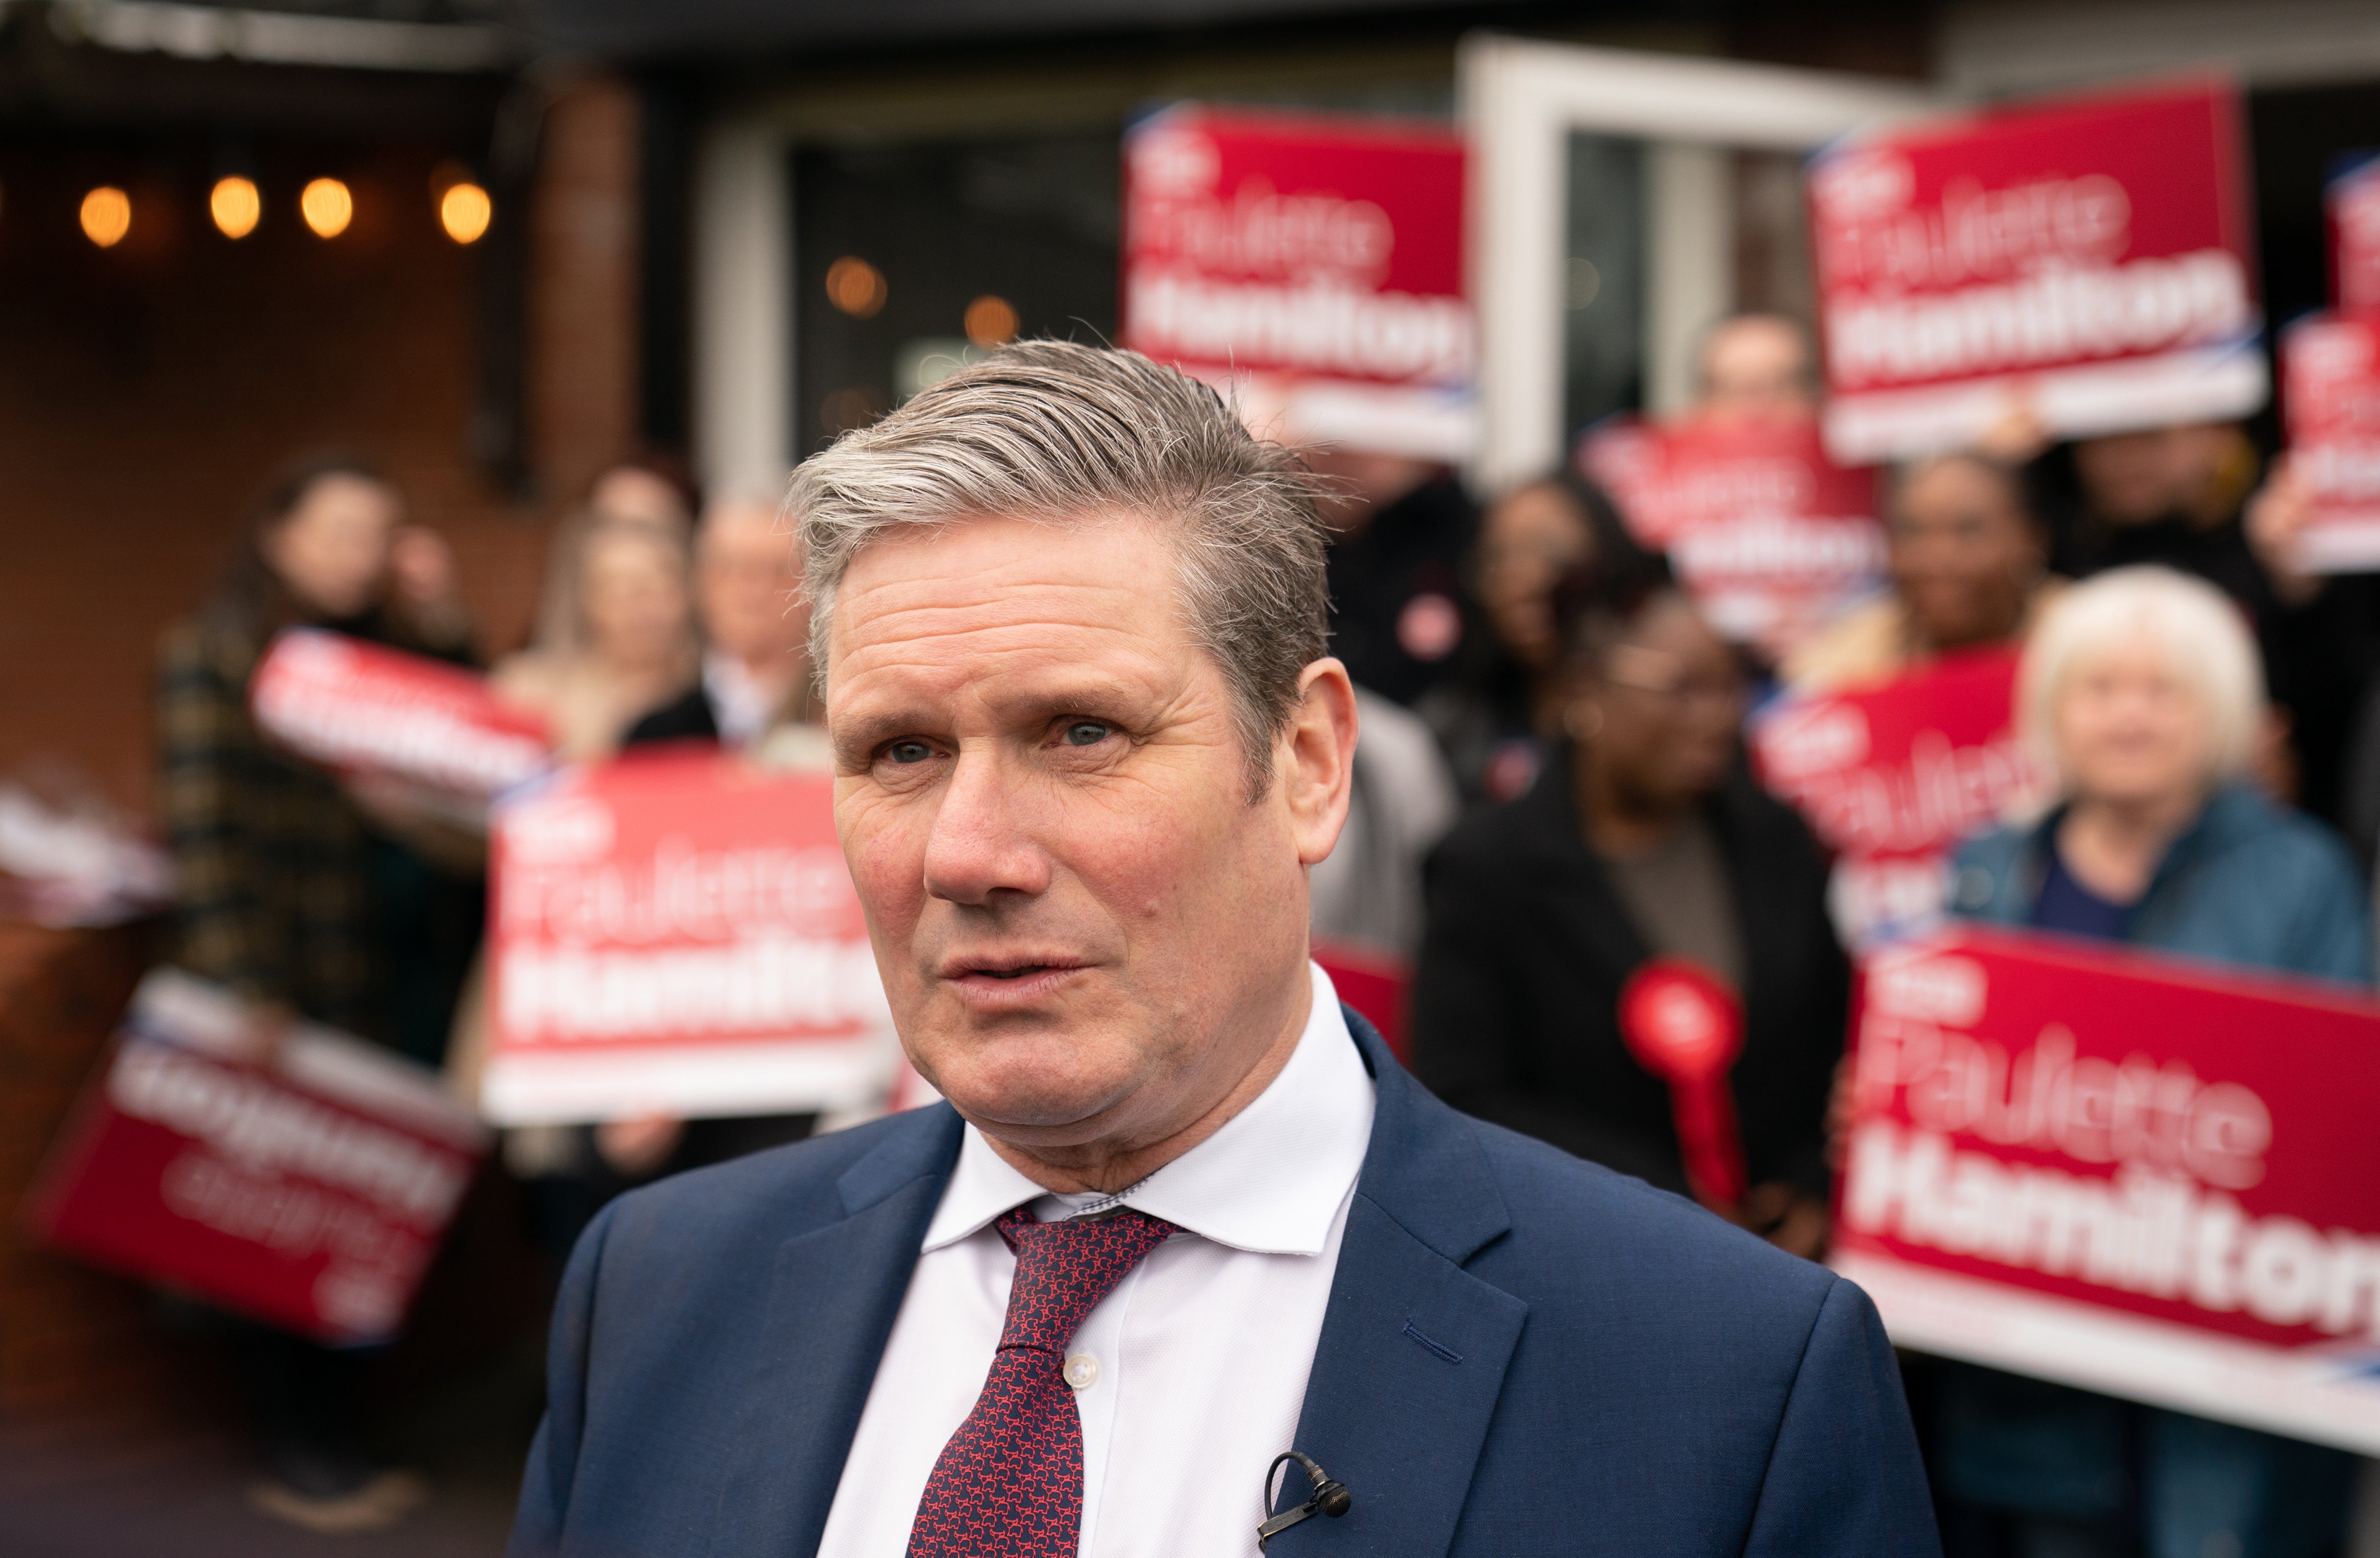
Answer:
[707, 1106, 964, 1558]
[1275, 1018, 1526, 1557]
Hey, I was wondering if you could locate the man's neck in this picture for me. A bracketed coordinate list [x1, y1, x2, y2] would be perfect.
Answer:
[980, 973, 1315, 1196]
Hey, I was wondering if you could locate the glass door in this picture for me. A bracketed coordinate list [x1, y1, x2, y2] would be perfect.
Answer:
[1460, 36, 1933, 491]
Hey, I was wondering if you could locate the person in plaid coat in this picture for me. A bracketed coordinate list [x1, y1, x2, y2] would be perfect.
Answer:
[154, 449, 475, 1531]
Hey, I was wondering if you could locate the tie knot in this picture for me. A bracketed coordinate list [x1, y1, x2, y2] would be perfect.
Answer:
[993, 1205, 1176, 1353]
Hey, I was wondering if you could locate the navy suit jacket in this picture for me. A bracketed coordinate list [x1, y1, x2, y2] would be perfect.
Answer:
[511, 1013, 1939, 1557]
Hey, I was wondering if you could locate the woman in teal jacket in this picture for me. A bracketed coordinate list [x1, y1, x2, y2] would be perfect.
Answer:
[1939, 565, 2369, 1558]
[1950, 782, 2370, 984]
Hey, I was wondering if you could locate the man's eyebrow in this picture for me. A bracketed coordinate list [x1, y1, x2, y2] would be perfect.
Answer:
[833, 704, 933, 754]
[834, 675, 1156, 750]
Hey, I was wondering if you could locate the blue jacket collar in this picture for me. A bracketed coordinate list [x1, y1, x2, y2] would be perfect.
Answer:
[1275, 1012, 1525, 1555]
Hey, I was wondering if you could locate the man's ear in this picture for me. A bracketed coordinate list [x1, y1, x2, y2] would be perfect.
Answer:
[1280, 658, 1358, 868]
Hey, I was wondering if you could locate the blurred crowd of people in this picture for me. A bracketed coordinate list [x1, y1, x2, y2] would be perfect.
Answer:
[139, 313, 2380, 1554]
[152, 449, 828, 1529]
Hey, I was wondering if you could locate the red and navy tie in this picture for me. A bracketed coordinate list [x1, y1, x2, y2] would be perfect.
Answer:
[906, 1204, 1177, 1557]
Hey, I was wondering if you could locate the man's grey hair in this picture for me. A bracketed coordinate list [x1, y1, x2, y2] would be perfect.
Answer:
[786, 341, 1331, 797]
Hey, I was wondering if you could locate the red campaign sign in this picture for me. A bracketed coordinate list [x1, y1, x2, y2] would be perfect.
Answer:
[1121, 104, 1474, 462]
[1752, 646, 2038, 948]
[27, 969, 487, 1344]
[1579, 415, 1887, 655]
[1833, 927, 2380, 1452]
[2281, 313, 2380, 572]
[2329, 155, 2380, 317]
[250, 628, 552, 804]
[1809, 79, 2264, 465]
[483, 747, 897, 1125]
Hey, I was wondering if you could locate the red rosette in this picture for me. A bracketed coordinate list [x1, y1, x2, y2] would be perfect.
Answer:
[1617, 957, 1749, 1214]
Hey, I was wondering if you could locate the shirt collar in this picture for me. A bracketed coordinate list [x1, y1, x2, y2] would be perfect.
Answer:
[920, 962, 1376, 1258]
[702, 651, 779, 747]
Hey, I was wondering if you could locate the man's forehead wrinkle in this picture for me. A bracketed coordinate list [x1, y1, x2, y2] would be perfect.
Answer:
[840, 568, 1168, 640]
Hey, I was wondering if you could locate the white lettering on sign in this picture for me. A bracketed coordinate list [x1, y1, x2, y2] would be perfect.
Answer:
[1758, 702, 1871, 784]
[1668, 512, 1889, 585]
[496, 937, 890, 1043]
[1125, 268, 1474, 385]
[1854, 1008, 2272, 1188]
[503, 794, 616, 865]
[1825, 251, 2251, 391]
[1765, 727, 2037, 857]
[253, 634, 546, 795]
[500, 839, 857, 945]
[160, 1150, 402, 1264]
[1819, 170, 2134, 291]
[1868, 952, 1988, 1028]
[2301, 441, 2380, 502]
[1844, 1122, 2380, 1339]
[110, 1044, 470, 1225]
[1133, 173, 1396, 284]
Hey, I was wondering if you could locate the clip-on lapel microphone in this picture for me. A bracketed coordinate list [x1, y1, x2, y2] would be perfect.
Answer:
[1258, 1450, 1354, 1549]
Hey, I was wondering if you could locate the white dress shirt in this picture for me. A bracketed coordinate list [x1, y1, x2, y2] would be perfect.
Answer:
[700, 650, 782, 748]
[816, 963, 1376, 1558]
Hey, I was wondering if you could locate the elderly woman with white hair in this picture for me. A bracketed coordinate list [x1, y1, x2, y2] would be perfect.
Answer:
[1950, 564, 2369, 981]
[1934, 564, 2368, 1558]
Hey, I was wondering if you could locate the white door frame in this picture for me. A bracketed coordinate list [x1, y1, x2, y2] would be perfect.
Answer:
[1458, 36, 1934, 494]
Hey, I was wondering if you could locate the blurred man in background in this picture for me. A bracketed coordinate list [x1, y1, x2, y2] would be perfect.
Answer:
[1696, 312, 1820, 427]
[627, 495, 814, 746]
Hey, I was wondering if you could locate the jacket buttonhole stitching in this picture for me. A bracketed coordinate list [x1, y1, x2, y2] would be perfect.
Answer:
[1400, 1319, 1463, 1365]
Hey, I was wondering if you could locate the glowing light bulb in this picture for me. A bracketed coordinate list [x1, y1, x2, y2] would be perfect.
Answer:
[300, 178, 353, 238]
[439, 181, 492, 244]
[210, 176, 261, 238]
[80, 186, 131, 248]
[964, 294, 1019, 347]
[825, 256, 887, 318]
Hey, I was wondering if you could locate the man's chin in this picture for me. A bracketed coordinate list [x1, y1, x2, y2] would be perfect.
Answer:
[913, 1043, 1138, 1141]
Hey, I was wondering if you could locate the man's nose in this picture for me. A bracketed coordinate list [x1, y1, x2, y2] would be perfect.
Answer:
[920, 745, 1052, 906]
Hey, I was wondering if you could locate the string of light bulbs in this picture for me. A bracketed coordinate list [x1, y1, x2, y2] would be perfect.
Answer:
[72, 173, 493, 248]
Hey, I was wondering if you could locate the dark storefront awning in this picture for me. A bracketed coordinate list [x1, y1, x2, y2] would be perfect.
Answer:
[523, 0, 1618, 62]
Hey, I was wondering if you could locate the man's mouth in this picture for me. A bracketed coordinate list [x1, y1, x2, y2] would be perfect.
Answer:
[942, 957, 1089, 1000]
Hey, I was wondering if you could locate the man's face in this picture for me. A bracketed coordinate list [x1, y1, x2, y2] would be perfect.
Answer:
[826, 514, 1334, 1157]
[698, 504, 807, 667]
[1696, 317, 1816, 426]
[2073, 424, 2230, 525]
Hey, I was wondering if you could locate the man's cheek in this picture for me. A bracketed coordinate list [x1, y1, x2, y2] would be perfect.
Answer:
[841, 800, 928, 910]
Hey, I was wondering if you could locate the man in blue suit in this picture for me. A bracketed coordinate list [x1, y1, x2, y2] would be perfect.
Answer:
[511, 342, 1939, 1558]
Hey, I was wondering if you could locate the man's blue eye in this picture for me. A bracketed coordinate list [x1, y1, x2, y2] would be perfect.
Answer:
[1064, 721, 1110, 747]
[886, 741, 934, 764]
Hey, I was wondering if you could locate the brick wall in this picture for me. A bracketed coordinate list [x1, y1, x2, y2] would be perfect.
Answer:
[0, 76, 643, 818]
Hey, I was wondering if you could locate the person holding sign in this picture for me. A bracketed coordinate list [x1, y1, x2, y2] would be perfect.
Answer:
[1934, 566, 2369, 1558]
[562, 496, 828, 1206]
[492, 466, 701, 762]
[1409, 565, 1848, 1258]
[157, 449, 478, 1530]
[510, 342, 1934, 1557]
[1784, 451, 2057, 697]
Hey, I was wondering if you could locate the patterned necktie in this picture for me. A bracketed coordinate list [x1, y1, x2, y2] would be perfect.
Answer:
[906, 1203, 1178, 1558]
